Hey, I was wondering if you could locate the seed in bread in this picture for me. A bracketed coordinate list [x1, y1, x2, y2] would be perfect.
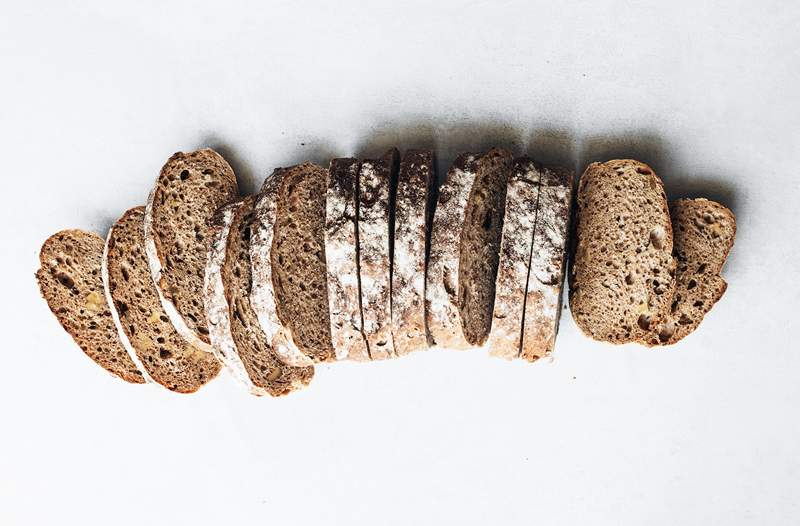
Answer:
[36, 230, 145, 384]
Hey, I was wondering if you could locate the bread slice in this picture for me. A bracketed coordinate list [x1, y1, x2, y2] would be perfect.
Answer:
[144, 149, 238, 355]
[36, 230, 145, 384]
[569, 160, 676, 344]
[520, 164, 574, 361]
[270, 163, 335, 362]
[104, 207, 221, 393]
[391, 149, 436, 356]
[222, 196, 314, 396]
[358, 148, 400, 360]
[487, 158, 543, 359]
[325, 158, 370, 361]
[643, 198, 736, 345]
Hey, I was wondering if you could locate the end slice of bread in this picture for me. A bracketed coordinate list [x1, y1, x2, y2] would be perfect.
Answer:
[569, 160, 676, 344]
[644, 198, 736, 345]
[144, 149, 238, 354]
[104, 207, 221, 393]
[36, 230, 145, 384]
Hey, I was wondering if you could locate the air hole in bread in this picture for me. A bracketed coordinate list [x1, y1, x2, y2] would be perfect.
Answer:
[687, 279, 697, 290]
[56, 272, 75, 289]
[637, 313, 651, 330]
[180, 170, 190, 181]
[636, 166, 651, 175]
[159, 348, 172, 359]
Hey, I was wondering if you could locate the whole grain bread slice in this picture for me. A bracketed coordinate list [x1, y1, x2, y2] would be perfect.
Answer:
[144, 149, 238, 355]
[644, 198, 736, 346]
[358, 148, 400, 359]
[270, 163, 335, 362]
[569, 160, 676, 344]
[104, 207, 221, 393]
[36, 230, 145, 384]
[222, 196, 314, 396]
[391, 149, 436, 356]
[325, 158, 370, 361]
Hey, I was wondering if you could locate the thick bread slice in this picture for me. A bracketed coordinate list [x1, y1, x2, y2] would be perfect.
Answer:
[104, 207, 221, 393]
[358, 148, 400, 360]
[36, 230, 145, 384]
[325, 158, 370, 361]
[487, 159, 543, 359]
[520, 164, 574, 361]
[392, 149, 435, 356]
[223, 196, 314, 396]
[569, 160, 676, 344]
[644, 198, 736, 346]
[144, 149, 238, 354]
[250, 169, 316, 367]
[270, 163, 335, 362]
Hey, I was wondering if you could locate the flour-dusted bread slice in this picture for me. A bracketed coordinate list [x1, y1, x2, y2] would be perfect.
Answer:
[644, 198, 736, 346]
[520, 164, 574, 361]
[358, 148, 400, 360]
[104, 207, 221, 393]
[391, 149, 435, 356]
[487, 159, 543, 359]
[144, 149, 238, 355]
[325, 158, 370, 361]
[270, 163, 335, 362]
[36, 230, 145, 384]
[222, 196, 314, 396]
[569, 160, 676, 344]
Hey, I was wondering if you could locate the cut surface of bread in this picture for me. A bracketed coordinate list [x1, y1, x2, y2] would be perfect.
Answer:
[520, 164, 574, 361]
[104, 207, 221, 393]
[37, 230, 145, 384]
[144, 149, 238, 354]
[392, 149, 435, 356]
[223, 196, 314, 396]
[358, 148, 400, 359]
[487, 158, 542, 359]
[569, 159, 676, 344]
[644, 198, 736, 346]
[270, 162, 335, 362]
[325, 158, 370, 361]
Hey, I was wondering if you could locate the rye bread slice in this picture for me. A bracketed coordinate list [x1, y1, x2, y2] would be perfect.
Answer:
[391, 149, 436, 356]
[520, 164, 574, 361]
[325, 158, 370, 361]
[358, 149, 400, 360]
[270, 163, 335, 362]
[36, 230, 145, 384]
[104, 207, 221, 393]
[222, 196, 314, 396]
[644, 198, 736, 346]
[569, 160, 676, 344]
[144, 149, 238, 354]
[487, 158, 543, 359]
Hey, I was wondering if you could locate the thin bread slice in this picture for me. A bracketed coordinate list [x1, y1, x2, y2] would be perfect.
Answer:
[391, 149, 436, 356]
[569, 159, 676, 344]
[270, 163, 335, 362]
[104, 207, 221, 393]
[144, 149, 238, 354]
[487, 158, 543, 359]
[520, 164, 574, 361]
[358, 148, 400, 359]
[644, 198, 736, 346]
[222, 196, 314, 396]
[36, 230, 145, 384]
[325, 158, 370, 361]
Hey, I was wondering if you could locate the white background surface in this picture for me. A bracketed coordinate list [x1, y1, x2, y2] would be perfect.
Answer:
[2, 1, 798, 524]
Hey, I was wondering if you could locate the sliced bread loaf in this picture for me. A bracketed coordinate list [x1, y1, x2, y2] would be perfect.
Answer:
[144, 149, 238, 354]
[222, 196, 314, 396]
[569, 160, 676, 344]
[358, 148, 400, 360]
[270, 163, 335, 362]
[644, 198, 736, 346]
[325, 158, 370, 361]
[104, 207, 221, 393]
[36, 230, 145, 384]
[391, 149, 435, 356]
